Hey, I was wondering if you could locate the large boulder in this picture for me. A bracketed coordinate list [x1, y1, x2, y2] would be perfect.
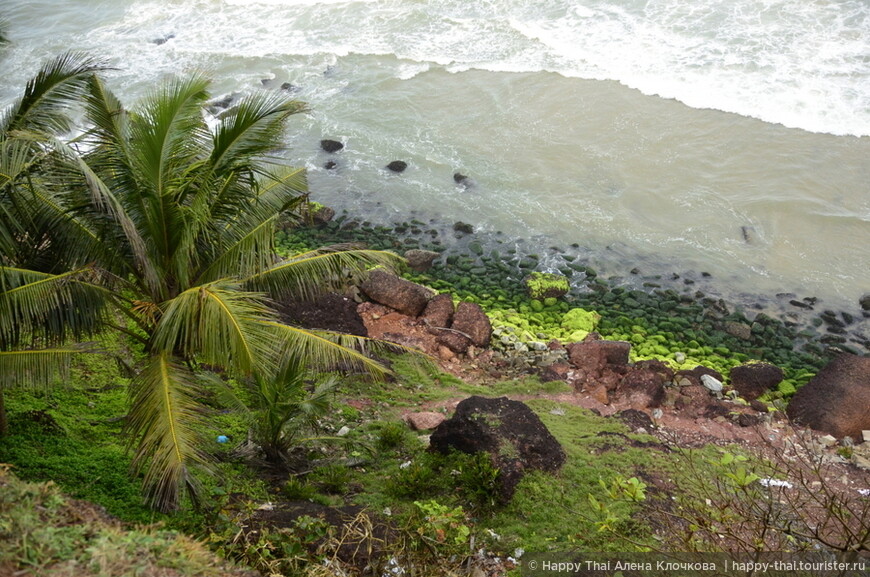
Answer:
[359, 270, 434, 317]
[786, 354, 870, 440]
[430, 396, 565, 502]
[729, 362, 784, 400]
[451, 302, 492, 348]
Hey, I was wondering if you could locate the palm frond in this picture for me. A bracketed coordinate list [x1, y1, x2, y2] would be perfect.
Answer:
[129, 74, 211, 197]
[261, 321, 404, 381]
[151, 281, 278, 376]
[0, 266, 109, 348]
[0, 52, 108, 138]
[210, 92, 307, 174]
[246, 247, 404, 302]
[126, 351, 210, 512]
[196, 215, 278, 284]
[0, 343, 100, 389]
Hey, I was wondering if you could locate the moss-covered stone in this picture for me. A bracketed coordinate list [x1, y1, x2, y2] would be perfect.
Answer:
[524, 272, 569, 300]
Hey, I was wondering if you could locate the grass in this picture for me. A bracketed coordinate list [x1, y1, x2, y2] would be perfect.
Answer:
[0, 465, 252, 577]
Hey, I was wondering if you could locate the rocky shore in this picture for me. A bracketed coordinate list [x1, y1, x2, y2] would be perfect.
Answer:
[279, 206, 870, 472]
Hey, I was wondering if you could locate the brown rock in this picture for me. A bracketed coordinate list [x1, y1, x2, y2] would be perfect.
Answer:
[359, 269, 434, 316]
[437, 331, 473, 355]
[451, 302, 492, 348]
[421, 293, 454, 328]
[404, 249, 440, 272]
[786, 353, 870, 440]
[724, 321, 753, 341]
[405, 412, 446, 431]
[729, 362, 784, 401]
[619, 368, 666, 409]
[566, 340, 631, 368]
[540, 361, 572, 383]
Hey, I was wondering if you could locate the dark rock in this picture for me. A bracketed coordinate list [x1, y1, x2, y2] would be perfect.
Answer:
[420, 293, 454, 328]
[616, 409, 654, 432]
[451, 302, 492, 348]
[386, 160, 408, 173]
[539, 361, 573, 383]
[790, 299, 814, 310]
[430, 396, 566, 502]
[320, 139, 344, 153]
[278, 292, 367, 336]
[860, 293, 870, 311]
[280, 82, 297, 92]
[404, 249, 440, 272]
[310, 204, 335, 225]
[786, 353, 870, 440]
[736, 413, 761, 427]
[324, 160, 338, 170]
[359, 270, 434, 317]
[729, 362, 784, 401]
[453, 221, 474, 235]
[151, 33, 175, 45]
[453, 173, 474, 188]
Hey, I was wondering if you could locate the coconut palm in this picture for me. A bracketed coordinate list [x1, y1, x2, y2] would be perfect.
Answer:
[0, 53, 111, 434]
[0, 54, 403, 511]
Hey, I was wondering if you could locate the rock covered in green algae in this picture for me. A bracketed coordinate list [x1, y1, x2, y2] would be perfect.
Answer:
[523, 272, 570, 301]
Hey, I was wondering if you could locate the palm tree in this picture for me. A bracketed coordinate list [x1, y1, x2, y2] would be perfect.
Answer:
[0, 53, 111, 433]
[0, 54, 403, 511]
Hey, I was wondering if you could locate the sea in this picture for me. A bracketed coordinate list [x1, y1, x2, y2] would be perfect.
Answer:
[2, 0, 869, 316]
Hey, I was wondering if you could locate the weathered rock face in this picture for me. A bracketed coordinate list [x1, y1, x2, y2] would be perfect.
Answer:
[729, 362, 784, 400]
[404, 249, 440, 272]
[359, 270, 434, 317]
[786, 354, 870, 440]
[451, 302, 492, 348]
[430, 396, 566, 502]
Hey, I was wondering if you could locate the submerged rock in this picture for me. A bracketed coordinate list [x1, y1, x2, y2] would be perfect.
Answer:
[320, 139, 344, 153]
[386, 160, 408, 173]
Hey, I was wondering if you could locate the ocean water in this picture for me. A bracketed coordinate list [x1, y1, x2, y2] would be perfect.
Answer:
[2, 0, 869, 312]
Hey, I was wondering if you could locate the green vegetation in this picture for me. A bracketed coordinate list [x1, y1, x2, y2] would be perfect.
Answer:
[0, 465, 250, 576]
[0, 53, 402, 511]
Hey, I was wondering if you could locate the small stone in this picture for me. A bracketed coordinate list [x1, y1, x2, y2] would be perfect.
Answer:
[405, 412, 446, 431]
[674, 352, 686, 364]
[863, 430, 870, 443]
[336, 426, 351, 437]
[819, 434, 838, 447]
[700, 374, 723, 393]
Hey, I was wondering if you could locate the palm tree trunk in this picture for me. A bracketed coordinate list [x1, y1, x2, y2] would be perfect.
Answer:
[0, 387, 7, 436]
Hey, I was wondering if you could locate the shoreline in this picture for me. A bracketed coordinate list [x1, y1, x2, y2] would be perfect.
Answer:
[282, 207, 870, 393]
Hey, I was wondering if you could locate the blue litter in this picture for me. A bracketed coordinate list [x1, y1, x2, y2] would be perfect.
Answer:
[216, 435, 229, 443]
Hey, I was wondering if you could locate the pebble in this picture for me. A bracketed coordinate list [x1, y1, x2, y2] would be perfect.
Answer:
[700, 374, 723, 393]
